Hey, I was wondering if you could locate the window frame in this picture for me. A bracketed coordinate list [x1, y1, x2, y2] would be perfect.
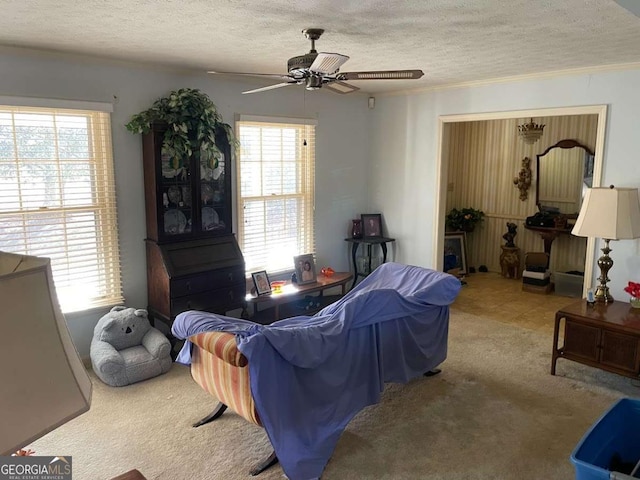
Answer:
[0, 99, 123, 313]
[235, 115, 316, 275]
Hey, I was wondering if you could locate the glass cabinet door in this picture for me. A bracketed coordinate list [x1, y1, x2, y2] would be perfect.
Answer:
[143, 123, 232, 242]
[199, 146, 227, 234]
[159, 149, 193, 238]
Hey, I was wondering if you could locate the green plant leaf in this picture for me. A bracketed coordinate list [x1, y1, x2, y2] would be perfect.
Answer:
[125, 88, 236, 168]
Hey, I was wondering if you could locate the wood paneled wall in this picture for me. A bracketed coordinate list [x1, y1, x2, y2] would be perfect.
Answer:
[445, 115, 598, 274]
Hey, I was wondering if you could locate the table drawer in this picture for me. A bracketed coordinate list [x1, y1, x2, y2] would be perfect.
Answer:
[171, 283, 246, 315]
[171, 266, 245, 297]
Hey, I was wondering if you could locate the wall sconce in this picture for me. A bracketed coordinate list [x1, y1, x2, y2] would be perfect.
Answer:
[513, 156, 532, 201]
[518, 118, 545, 145]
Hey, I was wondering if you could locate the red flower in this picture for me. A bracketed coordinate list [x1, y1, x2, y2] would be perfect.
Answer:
[623, 281, 640, 298]
[12, 449, 35, 456]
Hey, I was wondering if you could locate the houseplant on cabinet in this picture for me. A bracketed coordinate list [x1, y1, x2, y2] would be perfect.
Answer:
[125, 88, 236, 169]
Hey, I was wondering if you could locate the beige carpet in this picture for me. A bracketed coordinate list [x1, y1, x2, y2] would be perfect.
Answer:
[30, 310, 639, 480]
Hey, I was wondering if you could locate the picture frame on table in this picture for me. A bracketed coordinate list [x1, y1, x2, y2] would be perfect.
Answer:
[443, 232, 468, 275]
[252, 270, 272, 296]
[294, 254, 317, 285]
[361, 213, 383, 239]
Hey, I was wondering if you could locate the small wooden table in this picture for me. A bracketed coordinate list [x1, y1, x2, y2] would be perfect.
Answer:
[246, 272, 353, 322]
[551, 300, 640, 379]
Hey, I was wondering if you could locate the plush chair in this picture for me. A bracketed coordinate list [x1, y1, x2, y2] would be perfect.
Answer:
[90, 306, 172, 387]
[188, 331, 277, 475]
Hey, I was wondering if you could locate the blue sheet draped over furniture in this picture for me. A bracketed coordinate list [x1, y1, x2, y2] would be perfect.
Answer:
[173, 262, 461, 480]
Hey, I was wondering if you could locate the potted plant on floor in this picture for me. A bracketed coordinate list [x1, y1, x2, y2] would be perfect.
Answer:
[446, 207, 485, 232]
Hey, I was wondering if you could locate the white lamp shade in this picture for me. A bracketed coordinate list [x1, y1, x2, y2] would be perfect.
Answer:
[572, 187, 640, 240]
[0, 251, 92, 455]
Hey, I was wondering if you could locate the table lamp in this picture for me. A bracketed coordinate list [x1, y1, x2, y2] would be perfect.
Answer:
[0, 251, 92, 455]
[571, 186, 640, 303]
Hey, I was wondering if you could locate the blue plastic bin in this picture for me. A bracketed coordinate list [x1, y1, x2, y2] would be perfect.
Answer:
[571, 398, 640, 480]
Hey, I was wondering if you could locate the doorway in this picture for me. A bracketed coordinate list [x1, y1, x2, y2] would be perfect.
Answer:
[432, 105, 608, 295]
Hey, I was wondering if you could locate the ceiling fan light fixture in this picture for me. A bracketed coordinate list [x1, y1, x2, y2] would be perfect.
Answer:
[309, 53, 349, 75]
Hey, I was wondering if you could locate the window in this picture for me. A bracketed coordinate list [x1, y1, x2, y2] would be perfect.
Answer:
[236, 115, 315, 273]
[0, 103, 123, 312]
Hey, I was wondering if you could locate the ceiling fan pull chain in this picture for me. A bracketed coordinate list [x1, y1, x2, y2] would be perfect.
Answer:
[303, 89, 308, 146]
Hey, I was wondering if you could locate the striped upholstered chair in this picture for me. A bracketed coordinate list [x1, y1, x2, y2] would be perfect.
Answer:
[188, 331, 278, 476]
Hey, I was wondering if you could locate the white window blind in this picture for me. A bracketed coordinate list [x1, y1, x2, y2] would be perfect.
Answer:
[236, 117, 315, 273]
[0, 105, 123, 312]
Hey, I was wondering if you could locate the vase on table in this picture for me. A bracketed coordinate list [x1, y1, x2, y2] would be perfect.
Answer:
[631, 297, 640, 309]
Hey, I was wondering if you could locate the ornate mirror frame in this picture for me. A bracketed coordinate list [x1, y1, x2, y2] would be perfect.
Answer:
[535, 139, 595, 215]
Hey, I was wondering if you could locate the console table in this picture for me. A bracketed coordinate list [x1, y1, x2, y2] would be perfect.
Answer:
[345, 237, 395, 289]
[551, 300, 640, 379]
[524, 225, 572, 257]
[246, 272, 352, 323]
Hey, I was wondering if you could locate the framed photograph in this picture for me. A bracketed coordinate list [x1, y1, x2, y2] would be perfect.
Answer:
[294, 254, 317, 285]
[361, 213, 383, 239]
[443, 232, 468, 275]
[252, 270, 272, 296]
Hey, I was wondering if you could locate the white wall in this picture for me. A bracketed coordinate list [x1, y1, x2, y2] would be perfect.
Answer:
[0, 49, 370, 355]
[369, 69, 640, 300]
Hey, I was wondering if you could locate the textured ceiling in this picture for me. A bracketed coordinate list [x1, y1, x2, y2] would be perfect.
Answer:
[2, 0, 640, 94]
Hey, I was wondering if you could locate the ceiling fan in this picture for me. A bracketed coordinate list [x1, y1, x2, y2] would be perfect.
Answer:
[208, 28, 424, 95]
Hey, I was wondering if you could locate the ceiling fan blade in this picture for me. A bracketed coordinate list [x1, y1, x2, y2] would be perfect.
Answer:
[309, 53, 349, 75]
[324, 81, 360, 94]
[339, 70, 424, 80]
[242, 82, 297, 95]
[208, 70, 292, 81]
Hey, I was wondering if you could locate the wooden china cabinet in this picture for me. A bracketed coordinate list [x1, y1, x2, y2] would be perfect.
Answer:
[142, 123, 245, 332]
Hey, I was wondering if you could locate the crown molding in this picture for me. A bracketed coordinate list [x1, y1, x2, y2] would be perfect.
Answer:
[438, 104, 607, 124]
[381, 62, 640, 97]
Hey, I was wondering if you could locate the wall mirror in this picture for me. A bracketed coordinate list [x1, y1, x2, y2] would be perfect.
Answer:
[536, 139, 595, 215]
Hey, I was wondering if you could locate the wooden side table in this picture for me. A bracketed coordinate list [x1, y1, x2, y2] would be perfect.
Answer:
[245, 272, 353, 322]
[524, 224, 572, 257]
[551, 300, 640, 379]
